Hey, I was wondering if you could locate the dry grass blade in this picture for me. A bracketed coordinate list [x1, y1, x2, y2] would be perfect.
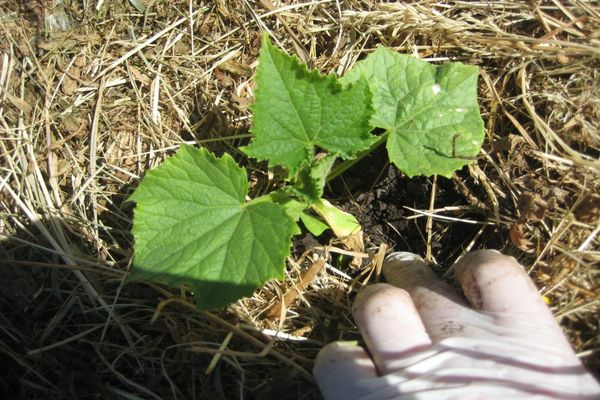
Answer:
[268, 258, 326, 319]
[1, 0, 599, 398]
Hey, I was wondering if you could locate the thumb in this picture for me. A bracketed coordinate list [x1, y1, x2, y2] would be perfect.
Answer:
[313, 341, 377, 400]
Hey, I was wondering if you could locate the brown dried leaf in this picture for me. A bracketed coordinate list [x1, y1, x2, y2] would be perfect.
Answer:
[214, 69, 234, 87]
[218, 60, 253, 77]
[517, 192, 547, 222]
[575, 194, 600, 223]
[6, 93, 32, 114]
[61, 76, 78, 95]
[128, 65, 151, 85]
[267, 258, 325, 319]
[510, 222, 533, 251]
[38, 39, 76, 52]
[62, 115, 82, 133]
[232, 92, 253, 111]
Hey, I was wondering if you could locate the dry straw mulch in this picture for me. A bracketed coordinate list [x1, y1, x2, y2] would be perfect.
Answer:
[1, 1, 599, 399]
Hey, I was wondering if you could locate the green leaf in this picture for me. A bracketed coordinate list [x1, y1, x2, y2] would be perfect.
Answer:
[340, 47, 485, 178]
[290, 155, 336, 204]
[129, 145, 296, 310]
[268, 191, 306, 220]
[300, 212, 330, 236]
[128, 0, 146, 13]
[242, 35, 376, 173]
[311, 199, 361, 239]
[269, 190, 331, 237]
[268, 191, 305, 236]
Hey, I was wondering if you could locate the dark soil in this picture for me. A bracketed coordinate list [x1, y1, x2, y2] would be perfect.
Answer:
[325, 144, 501, 271]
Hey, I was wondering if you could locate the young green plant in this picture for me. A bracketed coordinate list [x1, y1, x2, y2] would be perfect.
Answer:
[128, 35, 484, 310]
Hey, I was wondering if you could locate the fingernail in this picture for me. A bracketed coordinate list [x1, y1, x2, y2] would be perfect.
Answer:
[384, 252, 424, 265]
[383, 252, 431, 288]
[336, 340, 360, 347]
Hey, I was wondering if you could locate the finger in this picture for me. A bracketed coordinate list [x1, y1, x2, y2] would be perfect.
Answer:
[452, 250, 575, 350]
[453, 250, 550, 314]
[382, 252, 474, 341]
[352, 284, 431, 374]
[313, 342, 377, 400]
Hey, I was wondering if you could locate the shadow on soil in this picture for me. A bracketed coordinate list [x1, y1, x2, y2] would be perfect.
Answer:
[0, 214, 330, 399]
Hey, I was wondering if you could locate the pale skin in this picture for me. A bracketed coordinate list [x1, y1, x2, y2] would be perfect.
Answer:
[314, 250, 600, 399]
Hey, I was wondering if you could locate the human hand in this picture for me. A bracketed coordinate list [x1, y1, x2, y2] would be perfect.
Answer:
[314, 250, 600, 399]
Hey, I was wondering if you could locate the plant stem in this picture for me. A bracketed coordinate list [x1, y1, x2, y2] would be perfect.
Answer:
[245, 193, 275, 206]
[326, 132, 389, 182]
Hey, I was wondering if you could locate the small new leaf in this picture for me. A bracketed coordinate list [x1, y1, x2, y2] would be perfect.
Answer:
[290, 155, 336, 204]
[340, 47, 485, 177]
[242, 35, 376, 173]
[300, 212, 330, 236]
[129, 145, 296, 310]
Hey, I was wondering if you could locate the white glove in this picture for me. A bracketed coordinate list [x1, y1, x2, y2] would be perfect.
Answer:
[314, 250, 600, 399]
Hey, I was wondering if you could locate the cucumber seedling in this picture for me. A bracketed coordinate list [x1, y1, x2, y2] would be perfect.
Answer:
[128, 35, 484, 310]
